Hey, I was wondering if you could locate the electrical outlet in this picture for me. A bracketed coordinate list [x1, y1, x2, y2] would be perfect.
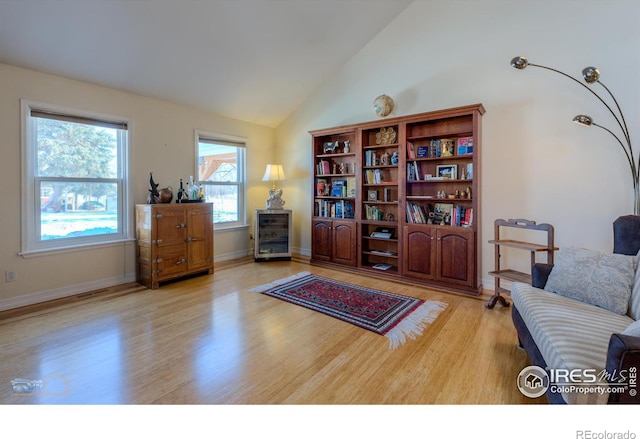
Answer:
[5, 271, 16, 282]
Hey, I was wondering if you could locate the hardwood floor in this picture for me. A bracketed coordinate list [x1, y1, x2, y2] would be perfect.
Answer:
[0, 260, 541, 404]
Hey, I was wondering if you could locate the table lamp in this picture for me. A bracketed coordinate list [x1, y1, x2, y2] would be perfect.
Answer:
[262, 164, 286, 209]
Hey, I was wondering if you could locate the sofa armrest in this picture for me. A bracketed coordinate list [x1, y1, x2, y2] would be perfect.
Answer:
[531, 263, 554, 289]
[606, 333, 640, 404]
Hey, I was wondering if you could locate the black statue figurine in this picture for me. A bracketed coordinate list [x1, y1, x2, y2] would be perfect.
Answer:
[147, 172, 160, 204]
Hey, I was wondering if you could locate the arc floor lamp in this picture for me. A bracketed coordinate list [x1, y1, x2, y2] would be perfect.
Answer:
[511, 56, 638, 215]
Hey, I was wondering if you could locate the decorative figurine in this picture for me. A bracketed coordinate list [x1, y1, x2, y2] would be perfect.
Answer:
[147, 172, 160, 204]
[266, 188, 285, 209]
[343, 141, 350, 153]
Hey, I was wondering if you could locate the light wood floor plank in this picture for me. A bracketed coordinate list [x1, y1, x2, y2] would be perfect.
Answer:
[0, 260, 541, 404]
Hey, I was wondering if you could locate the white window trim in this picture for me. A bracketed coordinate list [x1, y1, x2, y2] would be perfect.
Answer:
[19, 99, 133, 257]
[195, 130, 248, 230]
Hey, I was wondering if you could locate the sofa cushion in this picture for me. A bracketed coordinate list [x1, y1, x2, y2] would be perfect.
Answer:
[512, 282, 633, 404]
[622, 319, 640, 337]
[544, 246, 635, 315]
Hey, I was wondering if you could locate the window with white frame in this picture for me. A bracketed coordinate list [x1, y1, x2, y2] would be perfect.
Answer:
[21, 100, 130, 254]
[196, 131, 247, 229]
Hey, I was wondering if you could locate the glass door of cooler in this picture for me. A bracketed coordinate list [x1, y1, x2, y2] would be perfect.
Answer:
[254, 209, 292, 261]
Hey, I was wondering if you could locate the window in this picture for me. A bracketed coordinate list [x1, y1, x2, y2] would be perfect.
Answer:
[21, 100, 131, 254]
[196, 131, 247, 229]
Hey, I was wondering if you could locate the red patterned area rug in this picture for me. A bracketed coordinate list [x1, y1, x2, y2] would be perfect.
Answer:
[249, 272, 447, 349]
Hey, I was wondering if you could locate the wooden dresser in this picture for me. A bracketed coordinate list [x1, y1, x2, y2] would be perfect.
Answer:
[135, 203, 214, 289]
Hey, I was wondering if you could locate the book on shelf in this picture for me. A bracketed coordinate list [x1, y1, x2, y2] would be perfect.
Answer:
[365, 150, 380, 167]
[365, 168, 385, 184]
[440, 138, 455, 157]
[430, 139, 441, 158]
[450, 205, 473, 227]
[317, 159, 331, 175]
[331, 180, 347, 197]
[365, 204, 385, 221]
[406, 201, 429, 224]
[372, 263, 393, 271]
[406, 141, 416, 159]
[457, 137, 473, 155]
[407, 161, 421, 181]
[315, 199, 354, 219]
[346, 177, 356, 197]
[374, 168, 383, 184]
[416, 145, 429, 158]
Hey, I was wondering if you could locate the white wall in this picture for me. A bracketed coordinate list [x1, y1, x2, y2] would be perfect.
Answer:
[276, 0, 640, 288]
[0, 63, 275, 310]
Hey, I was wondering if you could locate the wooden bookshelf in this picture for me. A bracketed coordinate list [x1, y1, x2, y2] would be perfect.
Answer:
[310, 104, 485, 296]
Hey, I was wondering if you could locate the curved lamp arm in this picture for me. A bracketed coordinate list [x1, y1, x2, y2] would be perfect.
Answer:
[573, 115, 638, 188]
[511, 57, 630, 151]
[512, 56, 639, 214]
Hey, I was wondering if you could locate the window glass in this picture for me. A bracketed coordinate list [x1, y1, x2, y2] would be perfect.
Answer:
[22, 101, 129, 253]
[197, 134, 246, 228]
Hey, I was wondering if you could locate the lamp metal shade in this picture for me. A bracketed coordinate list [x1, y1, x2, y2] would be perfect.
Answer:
[262, 164, 286, 182]
[582, 66, 600, 84]
[573, 115, 593, 126]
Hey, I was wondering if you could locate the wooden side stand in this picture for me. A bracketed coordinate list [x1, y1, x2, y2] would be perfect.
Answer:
[486, 218, 558, 309]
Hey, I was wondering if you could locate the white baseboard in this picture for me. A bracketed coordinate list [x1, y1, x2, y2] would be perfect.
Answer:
[0, 273, 137, 312]
[214, 248, 253, 262]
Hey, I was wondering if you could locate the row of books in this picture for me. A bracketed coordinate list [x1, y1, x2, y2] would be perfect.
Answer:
[364, 168, 384, 184]
[406, 137, 473, 159]
[406, 201, 473, 226]
[407, 162, 422, 181]
[328, 178, 356, 198]
[364, 205, 386, 221]
[451, 205, 473, 227]
[315, 200, 354, 219]
[406, 202, 430, 224]
[364, 150, 381, 167]
[316, 159, 331, 175]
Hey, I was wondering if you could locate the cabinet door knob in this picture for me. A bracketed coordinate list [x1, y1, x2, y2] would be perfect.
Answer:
[176, 258, 186, 265]
[175, 223, 186, 229]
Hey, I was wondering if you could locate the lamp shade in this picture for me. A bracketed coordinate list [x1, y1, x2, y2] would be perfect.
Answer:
[262, 164, 286, 182]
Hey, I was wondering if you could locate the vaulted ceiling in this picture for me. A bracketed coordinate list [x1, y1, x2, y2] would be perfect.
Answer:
[0, 0, 413, 127]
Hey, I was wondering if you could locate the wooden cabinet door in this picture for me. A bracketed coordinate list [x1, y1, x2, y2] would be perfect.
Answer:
[437, 228, 475, 287]
[312, 219, 333, 261]
[403, 225, 436, 280]
[332, 220, 357, 266]
[155, 206, 187, 247]
[186, 205, 213, 271]
[154, 206, 188, 279]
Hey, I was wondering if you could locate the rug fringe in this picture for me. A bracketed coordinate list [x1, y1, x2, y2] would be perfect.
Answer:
[248, 271, 311, 293]
[385, 300, 448, 349]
